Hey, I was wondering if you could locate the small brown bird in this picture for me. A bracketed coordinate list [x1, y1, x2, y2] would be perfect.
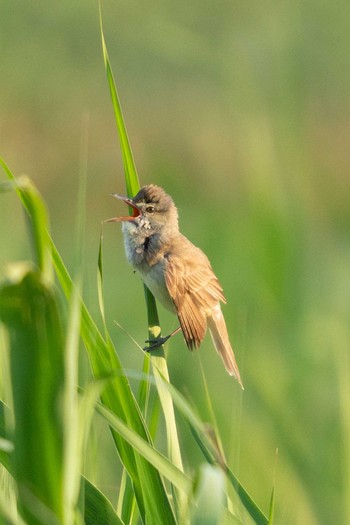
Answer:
[109, 185, 243, 388]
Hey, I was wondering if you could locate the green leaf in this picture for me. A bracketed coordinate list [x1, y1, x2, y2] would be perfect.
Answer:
[165, 377, 268, 524]
[99, 8, 139, 198]
[1, 159, 177, 524]
[52, 239, 177, 525]
[0, 493, 25, 525]
[117, 472, 137, 524]
[226, 468, 268, 525]
[0, 266, 64, 524]
[96, 400, 192, 495]
[62, 280, 83, 525]
[127, 368, 269, 525]
[0, 160, 52, 282]
[0, 400, 12, 471]
[268, 487, 275, 525]
[99, 15, 184, 522]
[84, 478, 125, 525]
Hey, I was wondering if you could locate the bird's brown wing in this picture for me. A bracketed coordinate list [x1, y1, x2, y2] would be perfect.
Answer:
[164, 243, 226, 350]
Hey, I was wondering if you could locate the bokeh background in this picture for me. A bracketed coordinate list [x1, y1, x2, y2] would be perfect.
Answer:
[1, 2, 350, 523]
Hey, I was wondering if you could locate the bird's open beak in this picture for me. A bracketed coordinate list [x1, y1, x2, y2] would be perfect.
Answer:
[106, 193, 141, 222]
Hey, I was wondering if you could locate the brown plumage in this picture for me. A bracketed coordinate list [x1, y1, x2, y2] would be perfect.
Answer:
[110, 185, 243, 388]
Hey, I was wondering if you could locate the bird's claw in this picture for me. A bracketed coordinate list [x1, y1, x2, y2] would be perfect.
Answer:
[143, 335, 171, 352]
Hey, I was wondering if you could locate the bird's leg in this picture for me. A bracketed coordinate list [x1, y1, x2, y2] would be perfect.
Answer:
[144, 326, 182, 351]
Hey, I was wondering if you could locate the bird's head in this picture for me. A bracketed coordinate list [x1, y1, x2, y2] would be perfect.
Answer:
[107, 184, 179, 235]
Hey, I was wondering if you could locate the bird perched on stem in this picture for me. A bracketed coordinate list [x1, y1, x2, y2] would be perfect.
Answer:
[108, 184, 243, 388]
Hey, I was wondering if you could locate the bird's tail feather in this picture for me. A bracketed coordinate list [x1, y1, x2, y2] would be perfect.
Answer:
[207, 307, 244, 389]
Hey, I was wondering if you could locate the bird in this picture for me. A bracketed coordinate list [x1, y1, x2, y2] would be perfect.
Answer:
[108, 184, 243, 388]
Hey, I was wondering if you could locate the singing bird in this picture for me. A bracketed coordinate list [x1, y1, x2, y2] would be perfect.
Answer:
[109, 185, 243, 388]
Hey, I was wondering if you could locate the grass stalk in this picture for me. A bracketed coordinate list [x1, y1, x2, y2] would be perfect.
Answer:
[100, 9, 186, 515]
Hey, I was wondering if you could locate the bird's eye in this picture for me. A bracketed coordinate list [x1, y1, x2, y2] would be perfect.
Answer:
[146, 205, 155, 213]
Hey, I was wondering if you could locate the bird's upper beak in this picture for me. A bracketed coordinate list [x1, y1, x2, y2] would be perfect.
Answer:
[106, 193, 141, 222]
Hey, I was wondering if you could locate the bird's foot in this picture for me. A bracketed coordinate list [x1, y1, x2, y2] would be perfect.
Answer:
[143, 335, 171, 352]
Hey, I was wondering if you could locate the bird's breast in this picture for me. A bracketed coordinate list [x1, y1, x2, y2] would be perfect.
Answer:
[139, 261, 175, 313]
[121, 222, 175, 312]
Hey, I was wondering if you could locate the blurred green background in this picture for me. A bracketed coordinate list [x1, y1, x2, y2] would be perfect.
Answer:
[1, 1, 350, 523]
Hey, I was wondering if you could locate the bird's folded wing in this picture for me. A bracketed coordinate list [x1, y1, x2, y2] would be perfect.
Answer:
[164, 249, 226, 349]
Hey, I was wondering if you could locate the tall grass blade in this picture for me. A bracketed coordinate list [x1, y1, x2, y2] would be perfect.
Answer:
[97, 231, 108, 333]
[100, 16, 185, 515]
[98, 233, 139, 523]
[100, 11, 187, 518]
[128, 368, 269, 524]
[62, 282, 82, 525]
[0, 400, 12, 472]
[116, 471, 137, 524]
[84, 477, 124, 525]
[52, 239, 177, 524]
[99, 8, 139, 198]
[0, 494, 25, 525]
[1, 160, 177, 524]
[0, 266, 65, 524]
[53, 228, 177, 523]
[0, 160, 52, 283]
[96, 400, 192, 495]
[226, 468, 268, 525]
[268, 487, 275, 525]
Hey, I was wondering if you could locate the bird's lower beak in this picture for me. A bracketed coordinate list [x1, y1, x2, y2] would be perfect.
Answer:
[106, 193, 141, 222]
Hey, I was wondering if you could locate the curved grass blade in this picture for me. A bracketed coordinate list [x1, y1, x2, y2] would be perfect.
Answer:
[84, 478, 125, 525]
[0, 161, 52, 283]
[96, 400, 192, 495]
[0, 493, 25, 525]
[97, 231, 140, 524]
[52, 240, 177, 525]
[0, 266, 65, 524]
[1, 160, 177, 524]
[126, 368, 269, 525]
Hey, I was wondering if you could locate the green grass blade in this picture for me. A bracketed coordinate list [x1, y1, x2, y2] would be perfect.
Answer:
[171, 383, 268, 524]
[0, 494, 25, 525]
[99, 9, 139, 198]
[0, 398, 12, 472]
[51, 240, 177, 524]
[0, 160, 52, 282]
[143, 289, 185, 510]
[62, 281, 82, 525]
[268, 487, 275, 525]
[1, 161, 177, 524]
[96, 400, 192, 495]
[100, 16, 185, 519]
[137, 350, 152, 418]
[0, 160, 179, 521]
[0, 398, 18, 525]
[117, 471, 137, 524]
[97, 230, 109, 337]
[226, 468, 268, 525]
[97, 234, 139, 523]
[62, 115, 90, 525]
[128, 368, 269, 524]
[84, 477, 125, 525]
[0, 266, 65, 524]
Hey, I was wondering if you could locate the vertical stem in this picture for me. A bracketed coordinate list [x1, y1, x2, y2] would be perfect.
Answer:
[144, 286, 186, 514]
